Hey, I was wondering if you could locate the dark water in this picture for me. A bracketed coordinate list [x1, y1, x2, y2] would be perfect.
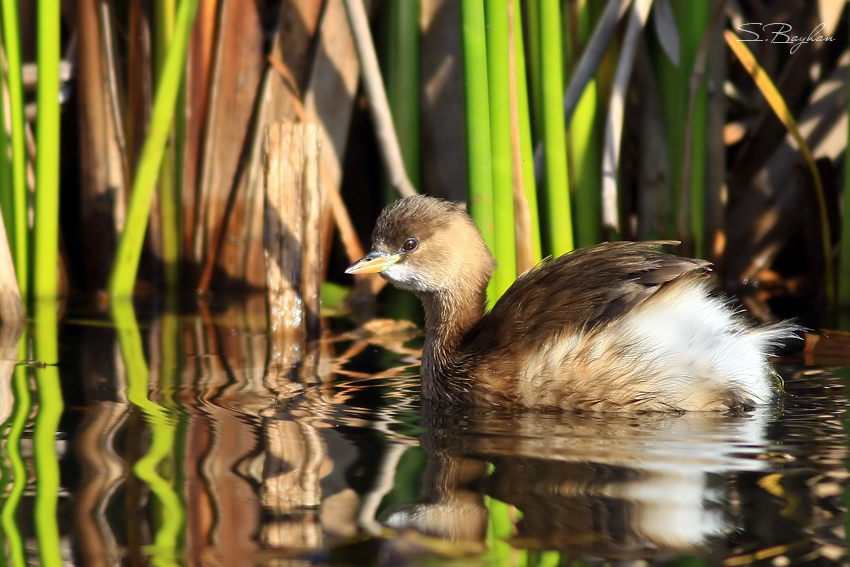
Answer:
[1, 304, 848, 566]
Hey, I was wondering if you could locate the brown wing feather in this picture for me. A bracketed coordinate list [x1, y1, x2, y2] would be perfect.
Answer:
[462, 241, 710, 356]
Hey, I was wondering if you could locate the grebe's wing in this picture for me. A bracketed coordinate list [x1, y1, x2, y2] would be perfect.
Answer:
[464, 241, 710, 352]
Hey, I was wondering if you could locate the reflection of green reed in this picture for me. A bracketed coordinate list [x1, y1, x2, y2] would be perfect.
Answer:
[528, 550, 561, 567]
[381, 446, 427, 508]
[486, 495, 523, 566]
[112, 300, 185, 566]
[33, 301, 63, 567]
[487, 494, 561, 567]
[487, 506, 570, 566]
[0, 338, 30, 567]
[159, 308, 188, 556]
[486, 463, 562, 567]
[160, 310, 180, 403]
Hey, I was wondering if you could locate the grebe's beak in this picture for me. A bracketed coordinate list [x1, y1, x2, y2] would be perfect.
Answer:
[345, 250, 400, 275]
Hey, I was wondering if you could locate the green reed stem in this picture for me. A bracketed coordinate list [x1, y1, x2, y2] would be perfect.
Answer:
[155, 0, 180, 292]
[658, 1, 709, 251]
[684, 5, 709, 258]
[513, 0, 542, 264]
[539, 0, 573, 256]
[33, 300, 63, 567]
[460, 0, 496, 301]
[569, 0, 602, 248]
[381, 0, 420, 195]
[1, 0, 28, 299]
[154, 0, 176, 72]
[109, 0, 200, 298]
[655, 47, 683, 238]
[377, 0, 422, 319]
[688, 90, 708, 258]
[524, 0, 543, 145]
[33, 0, 61, 300]
[485, 0, 517, 296]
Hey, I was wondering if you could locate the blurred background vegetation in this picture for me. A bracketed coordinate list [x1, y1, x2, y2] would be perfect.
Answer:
[0, 0, 847, 330]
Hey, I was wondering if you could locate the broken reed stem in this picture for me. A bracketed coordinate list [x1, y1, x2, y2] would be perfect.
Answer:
[265, 122, 304, 377]
[264, 122, 323, 383]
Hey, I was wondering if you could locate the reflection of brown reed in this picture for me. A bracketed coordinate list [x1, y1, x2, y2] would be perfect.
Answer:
[0, 323, 23, 425]
[175, 293, 354, 557]
[261, 419, 324, 549]
[73, 401, 129, 567]
[319, 319, 422, 399]
[198, 399, 264, 563]
[69, 300, 425, 563]
[72, 324, 130, 567]
[179, 302, 270, 563]
[260, 392, 340, 551]
[0, 212, 23, 324]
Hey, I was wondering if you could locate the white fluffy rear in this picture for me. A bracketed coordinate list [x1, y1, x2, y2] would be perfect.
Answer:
[611, 277, 793, 408]
[514, 277, 797, 411]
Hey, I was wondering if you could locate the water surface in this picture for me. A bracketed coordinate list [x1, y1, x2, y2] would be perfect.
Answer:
[0, 305, 847, 566]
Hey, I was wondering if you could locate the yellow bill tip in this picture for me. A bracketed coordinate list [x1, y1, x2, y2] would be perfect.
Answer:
[345, 251, 399, 275]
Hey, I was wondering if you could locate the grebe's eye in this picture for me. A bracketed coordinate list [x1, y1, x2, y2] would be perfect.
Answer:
[402, 238, 418, 252]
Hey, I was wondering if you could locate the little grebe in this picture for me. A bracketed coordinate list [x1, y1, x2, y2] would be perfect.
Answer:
[346, 195, 796, 412]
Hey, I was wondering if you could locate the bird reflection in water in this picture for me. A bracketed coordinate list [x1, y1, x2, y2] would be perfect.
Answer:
[381, 404, 776, 557]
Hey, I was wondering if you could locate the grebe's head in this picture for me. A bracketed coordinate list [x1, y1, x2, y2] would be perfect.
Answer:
[346, 195, 495, 295]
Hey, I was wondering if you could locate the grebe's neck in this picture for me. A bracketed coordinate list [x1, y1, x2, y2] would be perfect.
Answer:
[418, 284, 488, 399]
